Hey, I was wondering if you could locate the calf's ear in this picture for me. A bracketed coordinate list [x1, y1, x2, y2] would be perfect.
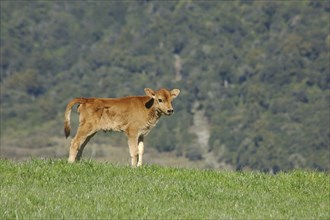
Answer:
[171, 89, 180, 98]
[144, 88, 155, 98]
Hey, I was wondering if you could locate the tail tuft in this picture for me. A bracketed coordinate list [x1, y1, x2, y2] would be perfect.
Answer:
[64, 121, 70, 138]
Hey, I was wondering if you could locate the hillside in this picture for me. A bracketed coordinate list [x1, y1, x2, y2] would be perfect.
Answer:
[0, 1, 329, 171]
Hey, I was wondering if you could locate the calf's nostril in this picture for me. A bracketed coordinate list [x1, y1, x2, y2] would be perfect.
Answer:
[168, 109, 174, 114]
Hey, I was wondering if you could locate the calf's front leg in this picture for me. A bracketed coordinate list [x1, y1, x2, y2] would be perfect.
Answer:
[128, 136, 138, 167]
[137, 136, 144, 167]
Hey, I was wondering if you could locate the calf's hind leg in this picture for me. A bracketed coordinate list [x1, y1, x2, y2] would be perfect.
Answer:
[68, 125, 96, 163]
[76, 133, 96, 161]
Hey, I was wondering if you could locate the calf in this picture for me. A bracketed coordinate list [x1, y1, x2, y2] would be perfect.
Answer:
[64, 88, 180, 167]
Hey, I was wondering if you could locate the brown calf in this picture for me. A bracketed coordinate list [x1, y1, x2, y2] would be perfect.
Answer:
[64, 88, 180, 167]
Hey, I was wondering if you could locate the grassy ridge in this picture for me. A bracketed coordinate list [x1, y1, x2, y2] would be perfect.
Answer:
[1, 159, 329, 219]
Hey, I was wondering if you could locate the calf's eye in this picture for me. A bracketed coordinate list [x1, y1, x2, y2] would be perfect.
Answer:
[158, 99, 163, 103]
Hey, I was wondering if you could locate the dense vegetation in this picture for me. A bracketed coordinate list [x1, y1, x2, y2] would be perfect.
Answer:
[1, 159, 329, 219]
[1, 1, 329, 171]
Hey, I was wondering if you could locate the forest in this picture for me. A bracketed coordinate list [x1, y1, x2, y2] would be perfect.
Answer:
[1, 0, 329, 172]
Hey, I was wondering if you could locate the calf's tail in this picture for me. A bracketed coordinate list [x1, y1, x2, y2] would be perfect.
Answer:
[64, 98, 85, 138]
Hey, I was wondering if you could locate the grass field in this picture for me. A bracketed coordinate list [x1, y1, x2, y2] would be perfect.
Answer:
[1, 159, 329, 219]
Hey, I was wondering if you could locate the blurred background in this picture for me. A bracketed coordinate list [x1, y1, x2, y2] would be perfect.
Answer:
[1, 1, 329, 172]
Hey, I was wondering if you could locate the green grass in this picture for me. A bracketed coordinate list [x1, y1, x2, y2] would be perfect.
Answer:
[1, 159, 329, 219]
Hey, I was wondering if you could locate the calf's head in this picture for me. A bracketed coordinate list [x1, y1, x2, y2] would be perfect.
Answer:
[144, 88, 180, 116]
